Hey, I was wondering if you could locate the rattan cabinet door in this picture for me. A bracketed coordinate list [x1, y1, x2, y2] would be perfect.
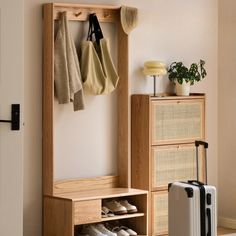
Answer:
[151, 99, 204, 145]
[151, 144, 205, 190]
[152, 191, 168, 236]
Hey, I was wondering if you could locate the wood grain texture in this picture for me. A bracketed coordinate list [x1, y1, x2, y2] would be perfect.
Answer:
[43, 3, 54, 196]
[53, 3, 120, 9]
[117, 18, 129, 188]
[131, 95, 151, 191]
[149, 93, 205, 100]
[44, 196, 73, 236]
[53, 188, 148, 201]
[101, 213, 145, 222]
[54, 6, 119, 22]
[218, 227, 236, 235]
[74, 200, 101, 225]
[54, 175, 118, 195]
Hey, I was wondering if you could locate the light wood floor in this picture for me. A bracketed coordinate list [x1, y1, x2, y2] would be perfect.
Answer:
[218, 227, 236, 235]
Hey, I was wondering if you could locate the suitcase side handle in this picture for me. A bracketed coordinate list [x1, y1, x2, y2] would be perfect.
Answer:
[207, 208, 212, 236]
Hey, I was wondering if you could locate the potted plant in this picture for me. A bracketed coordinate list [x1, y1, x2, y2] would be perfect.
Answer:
[168, 60, 207, 96]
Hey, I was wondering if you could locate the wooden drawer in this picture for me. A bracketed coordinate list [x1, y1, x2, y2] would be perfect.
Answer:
[152, 191, 168, 236]
[151, 144, 205, 190]
[151, 99, 205, 145]
[74, 199, 101, 225]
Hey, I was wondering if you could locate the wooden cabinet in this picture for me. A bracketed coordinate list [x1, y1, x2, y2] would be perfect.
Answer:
[44, 189, 148, 236]
[131, 94, 205, 236]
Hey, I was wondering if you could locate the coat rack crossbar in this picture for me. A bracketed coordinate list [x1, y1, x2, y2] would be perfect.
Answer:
[53, 6, 120, 22]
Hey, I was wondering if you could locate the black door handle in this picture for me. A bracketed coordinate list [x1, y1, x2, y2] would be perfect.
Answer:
[0, 104, 20, 130]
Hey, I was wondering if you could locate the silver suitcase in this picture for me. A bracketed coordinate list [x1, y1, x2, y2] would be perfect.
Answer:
[168, 141, 217, 236]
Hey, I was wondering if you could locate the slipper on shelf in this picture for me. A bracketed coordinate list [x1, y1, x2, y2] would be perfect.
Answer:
[101, 206, 115, 218]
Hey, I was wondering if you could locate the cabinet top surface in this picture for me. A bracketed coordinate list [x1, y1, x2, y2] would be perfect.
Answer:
[50, 188, 148, 201]
[45, 3, 121, 9]
[132, 93, 205, 100]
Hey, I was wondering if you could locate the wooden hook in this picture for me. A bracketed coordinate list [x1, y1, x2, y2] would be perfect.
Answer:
[75, 12, 82, 17]
[104, 12, 110, 18]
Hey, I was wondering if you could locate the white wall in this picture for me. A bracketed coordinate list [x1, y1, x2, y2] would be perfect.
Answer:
[54, 22, 118, 180]
[218, 0, 236, 227]
[24, 0, 218, 235]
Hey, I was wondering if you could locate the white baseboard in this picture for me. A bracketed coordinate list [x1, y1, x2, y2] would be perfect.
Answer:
[219, 217, 236, 229]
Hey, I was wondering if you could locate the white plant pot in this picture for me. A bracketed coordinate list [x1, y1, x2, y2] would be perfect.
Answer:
[175, 81, 190, 96]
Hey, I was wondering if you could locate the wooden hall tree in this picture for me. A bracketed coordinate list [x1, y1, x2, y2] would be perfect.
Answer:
[43, 3, 147, 236]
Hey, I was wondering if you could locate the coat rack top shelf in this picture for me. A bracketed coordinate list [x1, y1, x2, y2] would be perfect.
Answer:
[52, 3, 120, 22]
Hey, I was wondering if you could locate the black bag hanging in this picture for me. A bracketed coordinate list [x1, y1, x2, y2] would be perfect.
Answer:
[87, 13, 103, 44]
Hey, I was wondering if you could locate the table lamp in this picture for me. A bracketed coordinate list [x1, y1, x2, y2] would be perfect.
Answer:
[143, 60, 167, 96]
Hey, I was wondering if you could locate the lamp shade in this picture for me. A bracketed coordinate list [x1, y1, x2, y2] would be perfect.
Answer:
[143, 60, 167, 76]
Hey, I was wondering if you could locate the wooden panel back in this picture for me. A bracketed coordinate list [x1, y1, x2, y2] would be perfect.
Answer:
[54, 175, 118, 195]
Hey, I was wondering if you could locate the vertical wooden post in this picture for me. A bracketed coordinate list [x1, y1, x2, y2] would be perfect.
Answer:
[43, 3, 54, 196]
[117, 19, 130, 188]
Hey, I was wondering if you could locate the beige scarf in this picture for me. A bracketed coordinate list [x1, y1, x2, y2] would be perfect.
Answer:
[54, 11, 85, 111]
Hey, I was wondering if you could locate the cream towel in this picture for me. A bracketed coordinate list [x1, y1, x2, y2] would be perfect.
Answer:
[54, 11, 84, 111]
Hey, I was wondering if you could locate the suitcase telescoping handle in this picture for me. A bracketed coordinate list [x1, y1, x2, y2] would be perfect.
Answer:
[195, 140, 209, 184]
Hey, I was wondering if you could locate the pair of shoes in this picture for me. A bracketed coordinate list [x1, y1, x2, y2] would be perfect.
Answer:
[103, 200, 138, 215]
[82, 224, 117, 236]
[110, 226, 137, 236]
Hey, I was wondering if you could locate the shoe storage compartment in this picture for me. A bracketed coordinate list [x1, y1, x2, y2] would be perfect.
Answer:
[131, 94, 206, 236]
[120, 194, 148, 235]
[44, 188, 148, 235]
[151, 144, 205, 191]
[151, 99, 205, 145]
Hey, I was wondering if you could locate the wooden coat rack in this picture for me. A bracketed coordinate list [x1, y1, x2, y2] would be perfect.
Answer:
[43, 3, 147, 236]
[43, 3, 129, 196]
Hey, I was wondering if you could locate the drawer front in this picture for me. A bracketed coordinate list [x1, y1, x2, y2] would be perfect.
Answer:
[152, 191, 168, 236]
[152, 144, 205, 190]
[151, 99, 204, 145]
[74, 200, 101, 225]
